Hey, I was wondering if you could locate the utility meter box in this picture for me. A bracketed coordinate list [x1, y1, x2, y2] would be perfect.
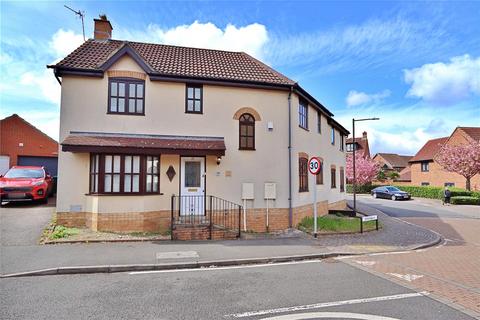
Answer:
[242, 183, 254, 200]
[264, 182, 276, 200]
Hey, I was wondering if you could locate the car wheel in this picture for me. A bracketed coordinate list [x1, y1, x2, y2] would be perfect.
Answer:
[39, 197, 48, 205]
[391, 195, 396, 201]
[373, 193, 378, 198]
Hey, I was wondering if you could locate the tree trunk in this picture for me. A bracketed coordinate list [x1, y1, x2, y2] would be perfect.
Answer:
[466, 177, 471, 191]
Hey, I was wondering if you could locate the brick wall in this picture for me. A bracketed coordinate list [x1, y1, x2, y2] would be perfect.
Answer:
[56, 199, 347, 239]
[0, 114, 58, 167]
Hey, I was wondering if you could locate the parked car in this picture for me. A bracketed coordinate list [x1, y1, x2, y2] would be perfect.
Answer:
[0, 166, 53, 204]
[371, 186, 411, 201]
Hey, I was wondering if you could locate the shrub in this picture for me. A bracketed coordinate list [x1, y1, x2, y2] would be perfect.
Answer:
[450, 196, 480, 205]
[49, 226, 79, 239]
[346, 184, 382, 194]
[393, 185, 443, 199]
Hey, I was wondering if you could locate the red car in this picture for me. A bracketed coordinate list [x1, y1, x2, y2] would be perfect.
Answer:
[0, 166, 53, 204]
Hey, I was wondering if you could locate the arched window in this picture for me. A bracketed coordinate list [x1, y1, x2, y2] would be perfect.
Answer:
[239, 113, 255, 150]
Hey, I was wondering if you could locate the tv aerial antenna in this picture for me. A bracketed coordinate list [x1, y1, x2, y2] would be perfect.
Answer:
[64, 5, 85, 41]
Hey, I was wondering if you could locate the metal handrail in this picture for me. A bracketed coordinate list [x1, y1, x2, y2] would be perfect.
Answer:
[171, 195, 242, 239]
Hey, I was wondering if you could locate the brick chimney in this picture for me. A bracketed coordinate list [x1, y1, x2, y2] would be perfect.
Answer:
[94, 15, 113, 40]
[362, 131, 368, 140]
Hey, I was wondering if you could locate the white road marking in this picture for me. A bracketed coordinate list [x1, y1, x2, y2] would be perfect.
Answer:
[260, 311, 401, 320]
[129, 260, 322, 275]
[354, 260, 376, 266]
[156, 251, 199, 259]
[387, 273, 424, 282]
[225, 291, 429, 318]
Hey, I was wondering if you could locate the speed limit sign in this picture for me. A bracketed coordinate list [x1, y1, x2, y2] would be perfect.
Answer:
[308, 157, 321, 175]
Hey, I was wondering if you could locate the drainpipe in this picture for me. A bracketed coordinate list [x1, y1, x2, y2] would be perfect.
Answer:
[288, 86, 293, 228]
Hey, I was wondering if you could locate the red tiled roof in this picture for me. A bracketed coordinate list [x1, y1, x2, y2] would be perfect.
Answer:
[61, 132, 226, 156]
[409, 137, 448, 162]
[374, 153, 412, 169]
[459, 127, 480, 142]
[52, 39, 295, 86]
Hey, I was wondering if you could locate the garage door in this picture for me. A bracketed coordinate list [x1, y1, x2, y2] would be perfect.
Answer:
[0, 155, 10, 175]
[17, 156, 58, 176]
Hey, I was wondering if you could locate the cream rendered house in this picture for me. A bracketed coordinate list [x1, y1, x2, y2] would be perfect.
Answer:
[49, 18, 349, 240]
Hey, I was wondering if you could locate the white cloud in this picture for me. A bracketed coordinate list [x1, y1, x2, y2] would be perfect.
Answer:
[116, 21, 268, 60]
[404, 55, 480, 105]
[265, 16, 448, 73]
[49, 29, 84, 60]
[346, 90, 391, 107]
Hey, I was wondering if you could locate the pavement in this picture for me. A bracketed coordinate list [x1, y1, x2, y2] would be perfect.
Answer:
[0, 197, 440, 276]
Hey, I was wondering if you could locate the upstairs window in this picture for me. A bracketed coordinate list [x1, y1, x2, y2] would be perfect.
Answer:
[421, 161, 429, 172]
[340, 135, 345, 151]
[331, 127, 335, 145]
[299, 99, 308, 130]
[299, 157, 309, 192]
[317, 111, 322, 134]
[346, 143, 355, 152]
[108, 78, 144, 115]
[239, 113, 255, 150]
[186, 84, 203, 113]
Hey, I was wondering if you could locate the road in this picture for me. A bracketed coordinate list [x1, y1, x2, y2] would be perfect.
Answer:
[342, 195, 480, 317]
[1, 196, 478, 319]
[0, 259, 472, 320]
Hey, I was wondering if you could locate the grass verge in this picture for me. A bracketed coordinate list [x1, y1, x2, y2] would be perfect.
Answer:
[298, 214, 378, 234]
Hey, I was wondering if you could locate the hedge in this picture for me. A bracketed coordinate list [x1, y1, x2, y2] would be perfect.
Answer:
[346, 184, 480, 200]
[450, 196, 480, 205]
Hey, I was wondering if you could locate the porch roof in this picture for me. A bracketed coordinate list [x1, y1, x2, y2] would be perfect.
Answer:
[61, 132, 226, 156]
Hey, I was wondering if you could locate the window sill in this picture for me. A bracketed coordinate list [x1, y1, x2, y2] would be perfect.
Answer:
[299, 125, 309, 131]
[299, 190, 309, 193]
[239, 148, 256, 151]
[106, 112, 145, 116]
[85, 193, 164, 196]
[185, 111, 203, 114]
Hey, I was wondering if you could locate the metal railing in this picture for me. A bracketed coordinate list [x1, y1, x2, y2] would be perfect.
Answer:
[171, 195, 242, 239]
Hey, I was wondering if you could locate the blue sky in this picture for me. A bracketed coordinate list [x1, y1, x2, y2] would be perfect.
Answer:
[1, 1, 479, 155]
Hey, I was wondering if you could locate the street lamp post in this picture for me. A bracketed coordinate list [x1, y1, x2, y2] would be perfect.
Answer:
[352, 117, 379, 216]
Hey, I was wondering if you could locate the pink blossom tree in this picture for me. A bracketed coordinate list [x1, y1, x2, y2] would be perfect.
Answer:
[434, 141, 480, 191]
[346, 153, 380, 185]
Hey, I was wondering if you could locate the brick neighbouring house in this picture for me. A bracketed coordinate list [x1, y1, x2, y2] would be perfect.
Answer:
[409, 127, 480, 190]
[0, 114, 58, 175]
[372, 153, 412, 184]
[346, 131, 370, 158]
[48, 17, 349, 240]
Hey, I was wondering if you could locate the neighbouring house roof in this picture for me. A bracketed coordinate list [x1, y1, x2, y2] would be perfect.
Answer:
[346, 137, 370, 158]
[374, 153, 412, 169]
[396, 166, 411, 182]
[47, 39, 350, 136]
[61, 132, 226, 156]
[409, 137, 448, 163]
[458, 127, 480, 142]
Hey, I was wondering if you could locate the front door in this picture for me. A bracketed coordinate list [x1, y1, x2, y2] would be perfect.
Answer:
[180, 157, 205, 215]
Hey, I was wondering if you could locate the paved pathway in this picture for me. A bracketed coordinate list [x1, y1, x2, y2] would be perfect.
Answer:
[341, 196, 480, 318]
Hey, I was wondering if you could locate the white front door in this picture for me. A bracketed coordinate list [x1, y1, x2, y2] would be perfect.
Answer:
[180, 157, 205, 215]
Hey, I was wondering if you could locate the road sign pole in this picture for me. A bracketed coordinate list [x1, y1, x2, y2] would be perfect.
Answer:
[312, 173, 317, 238]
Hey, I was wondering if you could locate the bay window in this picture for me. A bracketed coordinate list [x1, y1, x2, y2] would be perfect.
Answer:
[89, 154, 159, 194]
